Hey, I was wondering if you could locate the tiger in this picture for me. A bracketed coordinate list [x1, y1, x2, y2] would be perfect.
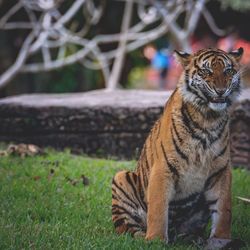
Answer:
[111, 48, 244, 249]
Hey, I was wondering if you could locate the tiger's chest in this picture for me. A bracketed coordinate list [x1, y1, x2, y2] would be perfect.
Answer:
[174, 137, 224, 199]
[174, 166, 209, 201]
[189, 136, 221, 167]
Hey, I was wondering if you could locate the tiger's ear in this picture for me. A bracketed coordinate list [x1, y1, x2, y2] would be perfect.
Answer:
[174, 50, 191, 67]
[229, 47, 244, 62]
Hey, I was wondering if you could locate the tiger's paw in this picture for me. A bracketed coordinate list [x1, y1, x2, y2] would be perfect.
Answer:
[133, 231, 146, 238]
[145, 233, 167, 243]
[205, 237, 245, 250]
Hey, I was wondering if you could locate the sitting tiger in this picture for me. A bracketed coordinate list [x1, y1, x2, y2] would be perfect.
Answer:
[111, 48, 244, 249]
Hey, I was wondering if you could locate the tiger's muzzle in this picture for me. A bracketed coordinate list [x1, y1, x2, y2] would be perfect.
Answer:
[208, 95, 228, 111]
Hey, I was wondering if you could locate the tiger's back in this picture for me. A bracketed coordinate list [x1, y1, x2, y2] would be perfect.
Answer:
[112, 48, 243, 244]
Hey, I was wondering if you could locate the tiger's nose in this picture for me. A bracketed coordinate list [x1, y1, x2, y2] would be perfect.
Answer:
[215, 88, 227, 96]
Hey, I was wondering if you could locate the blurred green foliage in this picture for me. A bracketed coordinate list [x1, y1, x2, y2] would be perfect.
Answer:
[127, 67, 147, 89]
[219, 0, 250, 11]
[48, 66, 79, 93]
[46, 65, 103, 93]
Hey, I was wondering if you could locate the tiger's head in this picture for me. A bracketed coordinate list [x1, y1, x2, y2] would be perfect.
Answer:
[176, 48, 243, 112]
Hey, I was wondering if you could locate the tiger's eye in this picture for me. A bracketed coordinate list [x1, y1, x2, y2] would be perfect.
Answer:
[224, 68, 235, 75]
[200, 68, 212, 75]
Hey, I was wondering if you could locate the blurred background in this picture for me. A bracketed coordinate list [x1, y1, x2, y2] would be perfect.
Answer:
[1, 0, 250, 97]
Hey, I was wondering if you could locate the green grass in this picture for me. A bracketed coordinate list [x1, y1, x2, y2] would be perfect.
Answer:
[0, 149, 249, 250]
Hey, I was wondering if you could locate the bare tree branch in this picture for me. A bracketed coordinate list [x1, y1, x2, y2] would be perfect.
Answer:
[2, 22, 34, 30]
[202, 6, 226, 36]
[0, 0, 226, 90]
[186, 0, 206, 36]
[0, 1, 23, 28]
[148, 0, 184, 41]
[0, 31, 35, 88]
[22, 45, 91, 72]
[54, 0, 86, 27]
[107, 0, 134, 90]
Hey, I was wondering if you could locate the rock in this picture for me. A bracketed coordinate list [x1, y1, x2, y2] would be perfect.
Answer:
[0, 89, 249, 169]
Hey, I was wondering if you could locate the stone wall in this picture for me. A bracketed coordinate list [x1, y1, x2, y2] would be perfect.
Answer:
[230, 98, 250, 168]
[0, 89, 249, 169]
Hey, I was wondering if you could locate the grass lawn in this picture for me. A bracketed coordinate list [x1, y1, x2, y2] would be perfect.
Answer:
[0, 149, 249, 250]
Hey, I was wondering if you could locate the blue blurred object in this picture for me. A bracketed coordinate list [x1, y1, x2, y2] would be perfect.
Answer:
[152, 50, 170, 70]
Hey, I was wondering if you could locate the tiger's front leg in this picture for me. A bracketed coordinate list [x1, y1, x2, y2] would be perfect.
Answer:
[145, 164, 174, 243]
[205, 165, 232, 249]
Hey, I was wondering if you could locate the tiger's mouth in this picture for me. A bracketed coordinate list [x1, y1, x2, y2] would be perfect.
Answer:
[210, 97, 226, 104]
[208, 96, 228, 111]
